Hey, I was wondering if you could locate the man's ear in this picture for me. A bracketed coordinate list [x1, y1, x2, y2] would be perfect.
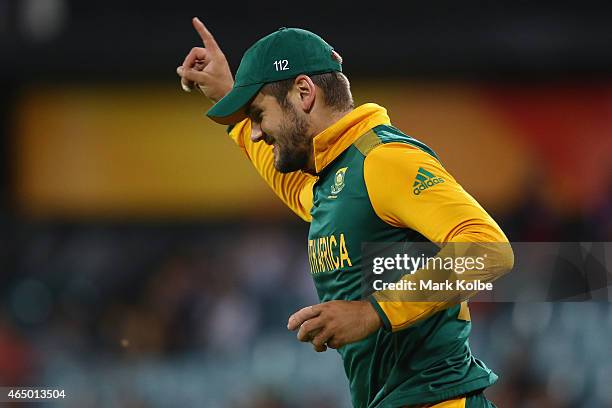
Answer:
[293, 75, 316, 113]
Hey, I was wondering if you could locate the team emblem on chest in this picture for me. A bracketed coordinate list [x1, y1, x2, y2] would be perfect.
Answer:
[330, 167, 348, 196]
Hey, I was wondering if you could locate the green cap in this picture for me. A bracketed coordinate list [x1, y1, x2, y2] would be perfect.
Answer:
[207, 27, 342, 125]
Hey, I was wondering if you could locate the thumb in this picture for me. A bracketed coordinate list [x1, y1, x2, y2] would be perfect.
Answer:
[177, 66, 211, 83]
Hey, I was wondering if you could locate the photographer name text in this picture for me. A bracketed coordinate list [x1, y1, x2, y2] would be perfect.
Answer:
[372, 279, 493, 291]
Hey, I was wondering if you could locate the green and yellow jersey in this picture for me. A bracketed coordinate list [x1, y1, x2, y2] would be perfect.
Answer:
[227, 103, 511, 407]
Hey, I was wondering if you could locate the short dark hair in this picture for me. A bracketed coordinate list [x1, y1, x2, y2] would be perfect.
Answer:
[261, 71, 354, 112]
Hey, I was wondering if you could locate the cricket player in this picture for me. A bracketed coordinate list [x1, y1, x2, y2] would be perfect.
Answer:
[177, 17, 514, 408]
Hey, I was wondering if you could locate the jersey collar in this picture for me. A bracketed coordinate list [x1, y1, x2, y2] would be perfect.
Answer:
[312, 103, 390, 173]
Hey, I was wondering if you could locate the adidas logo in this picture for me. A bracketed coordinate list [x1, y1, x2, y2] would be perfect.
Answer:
[413, 167, 444, 195]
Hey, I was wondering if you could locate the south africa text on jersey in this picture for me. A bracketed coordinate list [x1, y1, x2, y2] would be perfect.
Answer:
[308, 233, 353, 274]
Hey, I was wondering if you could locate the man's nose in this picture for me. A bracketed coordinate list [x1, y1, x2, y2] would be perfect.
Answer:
[250, 121, 264, 143]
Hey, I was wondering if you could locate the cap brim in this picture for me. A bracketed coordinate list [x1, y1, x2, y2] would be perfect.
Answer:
[206, 83, 264, 125]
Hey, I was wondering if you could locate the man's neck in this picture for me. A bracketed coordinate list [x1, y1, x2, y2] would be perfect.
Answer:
[304, 107, 353, 174]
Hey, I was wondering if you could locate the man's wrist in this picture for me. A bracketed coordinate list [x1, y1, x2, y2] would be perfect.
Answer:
[362, 300, 383, 332]
[200, 81, 234, 104]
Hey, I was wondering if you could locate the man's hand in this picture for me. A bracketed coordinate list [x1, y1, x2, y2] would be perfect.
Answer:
[287, 300, 382, 352]
[176, 17, 234, 103]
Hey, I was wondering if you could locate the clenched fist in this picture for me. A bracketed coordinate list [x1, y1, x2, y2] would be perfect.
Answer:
[287, 300, 382, 352]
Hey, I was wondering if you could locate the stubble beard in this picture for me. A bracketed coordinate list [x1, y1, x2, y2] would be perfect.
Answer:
[274, 104, 312, 174]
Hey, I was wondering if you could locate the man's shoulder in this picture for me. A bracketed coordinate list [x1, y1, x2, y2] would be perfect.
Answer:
[352, 124, 440, 162]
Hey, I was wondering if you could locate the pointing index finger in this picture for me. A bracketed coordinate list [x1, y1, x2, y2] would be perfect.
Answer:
[192, 17, 220, 52]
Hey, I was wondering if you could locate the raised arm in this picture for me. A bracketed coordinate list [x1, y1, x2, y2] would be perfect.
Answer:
[177, 18, 316, 221]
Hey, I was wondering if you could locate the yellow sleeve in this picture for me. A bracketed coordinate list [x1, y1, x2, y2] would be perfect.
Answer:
[228, 119, 317, 222]
[364, 142, 507, 243]
[364, 143, 514, 331]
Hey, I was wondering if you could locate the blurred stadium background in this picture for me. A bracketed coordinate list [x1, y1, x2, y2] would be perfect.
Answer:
[1, 1, 611, 407]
